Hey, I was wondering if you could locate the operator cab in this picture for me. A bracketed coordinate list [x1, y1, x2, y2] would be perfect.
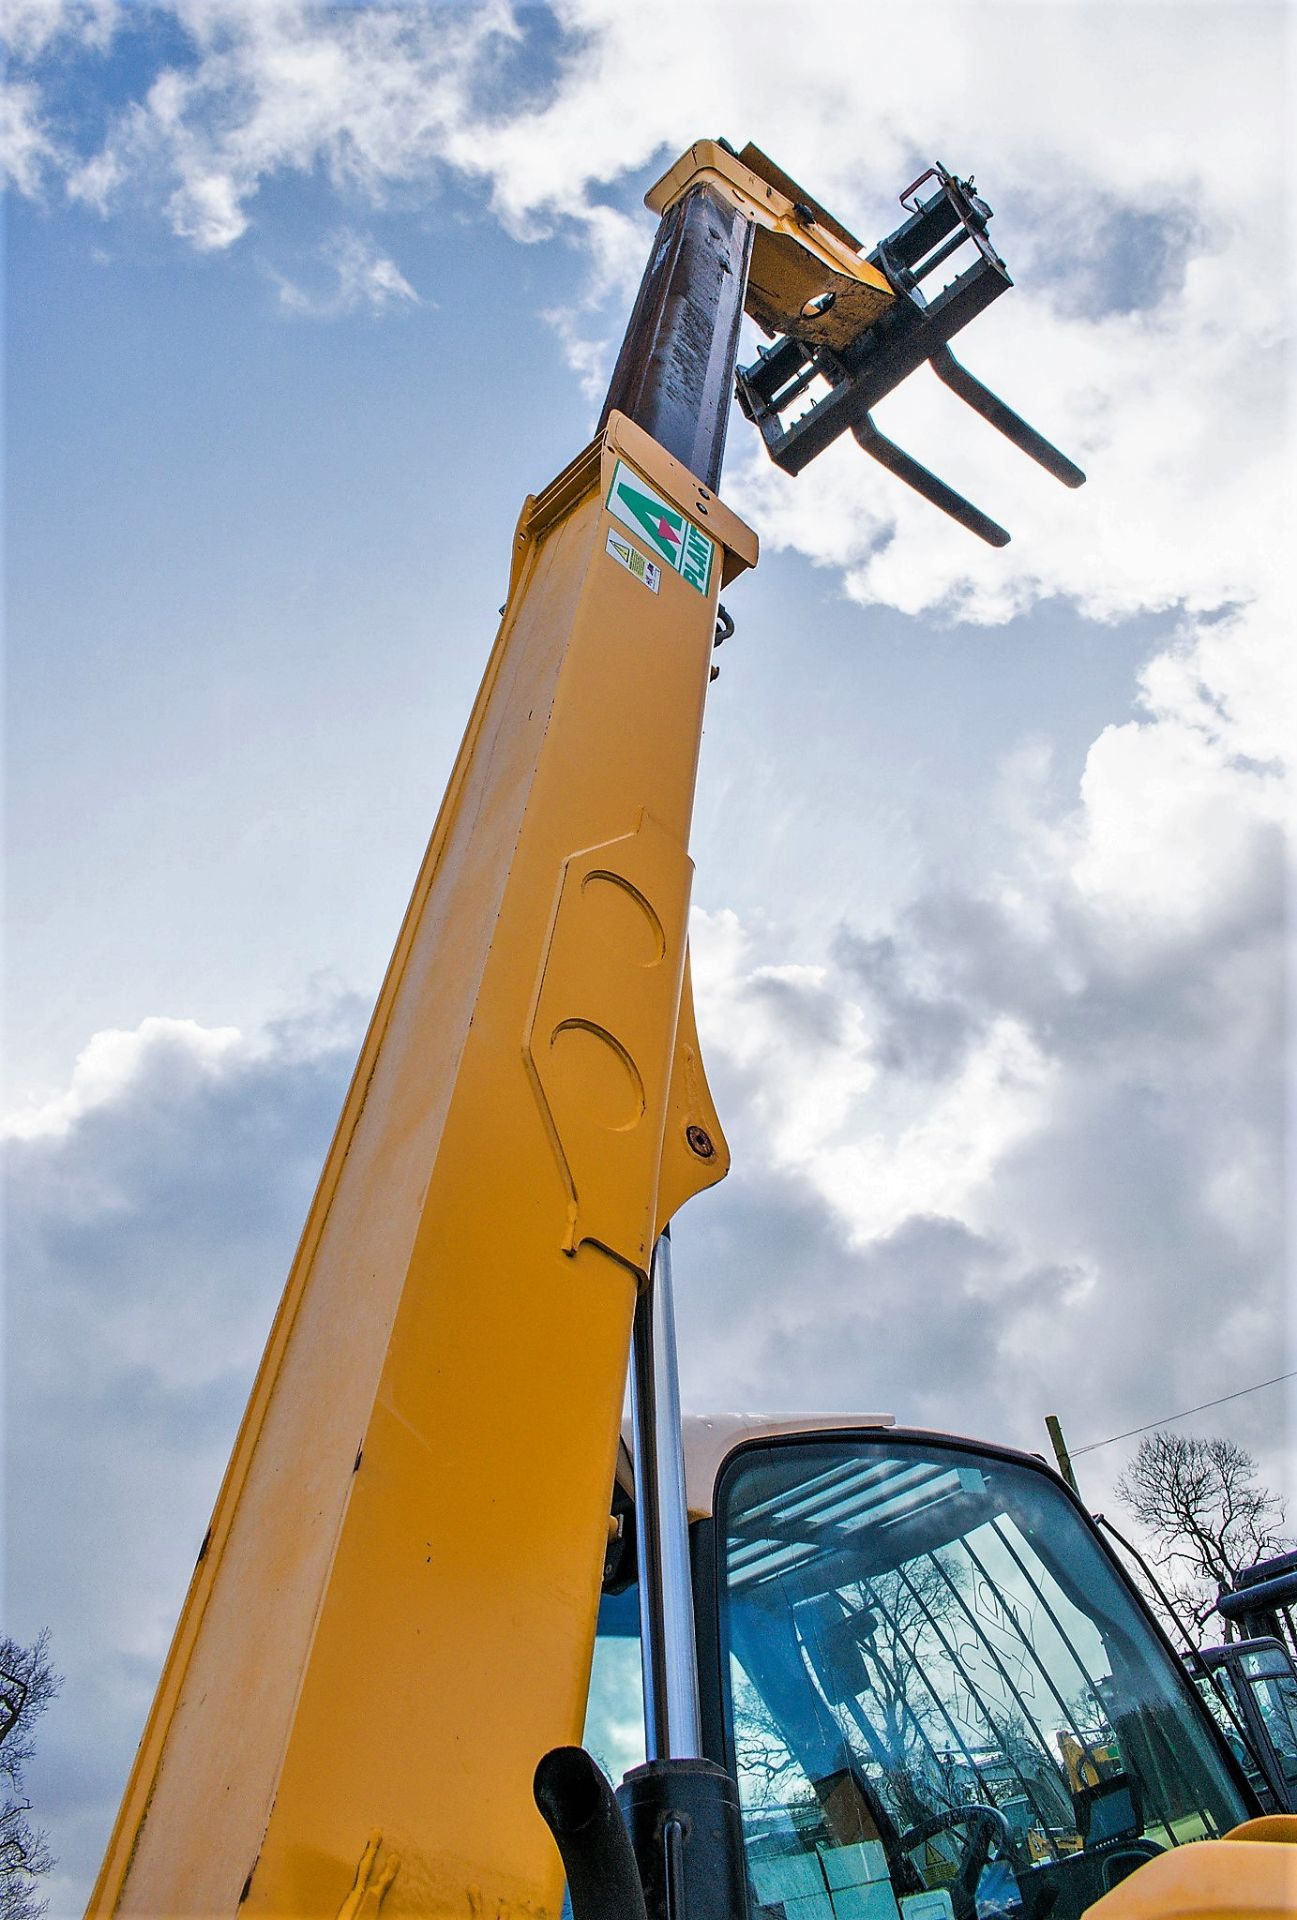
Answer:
[588, 1421, 1257, 1920]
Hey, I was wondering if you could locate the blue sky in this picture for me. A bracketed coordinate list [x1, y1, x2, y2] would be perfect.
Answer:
[3, 3, 1291, 1911]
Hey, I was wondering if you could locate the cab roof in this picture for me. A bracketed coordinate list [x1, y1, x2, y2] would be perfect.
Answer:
[617, 1411, 895, 1520]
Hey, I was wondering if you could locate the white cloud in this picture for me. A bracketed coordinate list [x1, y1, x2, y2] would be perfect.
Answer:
[4, 1016, 242, 1140]
[274, 225, 420, 316]
[45, 0, 523, 246]
[683, 548, 1287, 1480]
[166, 163, 247, 249]
[1070, 689, 1282, 954]
[1, 0, 116, 61]
[1, 0, 117, 190]
[541, 300, 612, 398]
[691, 917, 1056, 1243]
[5, 1001, 364, 1910]
[725, 254, 1287, 630]
[0, 73, 58, 191]
[8, 3, 1289, 643]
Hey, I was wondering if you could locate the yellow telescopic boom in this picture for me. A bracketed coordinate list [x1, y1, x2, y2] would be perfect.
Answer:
[88, 148, 762, 1917]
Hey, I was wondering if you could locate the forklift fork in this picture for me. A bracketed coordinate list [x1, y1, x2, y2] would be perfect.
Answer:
[736, 162, 1085, 543]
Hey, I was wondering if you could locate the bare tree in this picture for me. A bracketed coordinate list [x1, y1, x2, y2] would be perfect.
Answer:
[731, 1672, 818, 1812]
[850, 1560, 963, 1822]
[729, 1560, 965, 1822]
[1115, 1432, 1289, 1636]
[0, 1631, 60, 1920]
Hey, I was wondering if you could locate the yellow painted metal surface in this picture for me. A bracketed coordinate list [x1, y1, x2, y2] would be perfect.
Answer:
[1087, 1821, 1297, 1918]
[1224, 1815, 1297, 1845]
[87, 411, 755, 1919]
[645, 138, 895, 350]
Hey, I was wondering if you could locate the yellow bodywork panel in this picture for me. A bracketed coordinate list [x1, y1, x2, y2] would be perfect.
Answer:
[646, 138, 895, 352]
[87, 412, 755, 1920]
[1088, 1818, 1297, 1918]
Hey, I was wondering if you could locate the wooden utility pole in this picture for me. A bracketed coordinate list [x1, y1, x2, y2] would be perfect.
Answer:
[1046, 1413, 1081, 1495]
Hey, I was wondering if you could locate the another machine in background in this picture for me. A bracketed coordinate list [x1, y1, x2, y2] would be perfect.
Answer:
[1194, 1554, 1297, 1814]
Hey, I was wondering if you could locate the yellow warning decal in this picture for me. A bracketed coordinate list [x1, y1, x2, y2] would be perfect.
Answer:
[605, 528, 661, 592]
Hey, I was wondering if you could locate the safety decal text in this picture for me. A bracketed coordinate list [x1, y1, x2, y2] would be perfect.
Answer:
[605, 528, 661, 592]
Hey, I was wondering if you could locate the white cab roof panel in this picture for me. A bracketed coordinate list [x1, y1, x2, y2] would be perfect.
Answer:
[618, 1411, 895, 1519]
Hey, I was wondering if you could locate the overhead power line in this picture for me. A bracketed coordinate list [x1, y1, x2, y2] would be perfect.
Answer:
[1071, 1370, 1297, 1457]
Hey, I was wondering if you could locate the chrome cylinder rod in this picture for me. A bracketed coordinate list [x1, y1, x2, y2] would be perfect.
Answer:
[629, 1230, 703, 1761]
[598, 181, 754, 492]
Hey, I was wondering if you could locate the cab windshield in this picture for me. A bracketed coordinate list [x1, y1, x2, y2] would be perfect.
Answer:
[716, 1436, 1250, 1920]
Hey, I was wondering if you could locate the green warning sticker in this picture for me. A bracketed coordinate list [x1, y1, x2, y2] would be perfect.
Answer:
[606, 459, 715, 596]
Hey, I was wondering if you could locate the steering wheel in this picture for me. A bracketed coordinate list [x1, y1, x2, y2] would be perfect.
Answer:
[896, 1803, 1011, 1920]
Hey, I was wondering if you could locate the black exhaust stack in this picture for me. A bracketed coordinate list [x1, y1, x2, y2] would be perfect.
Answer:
[534, 1746, 649, 1920]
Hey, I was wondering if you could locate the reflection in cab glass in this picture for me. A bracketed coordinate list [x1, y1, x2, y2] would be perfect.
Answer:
[1194, 1661, 1266, 1797]
[717, 1438, 1250, 1920]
